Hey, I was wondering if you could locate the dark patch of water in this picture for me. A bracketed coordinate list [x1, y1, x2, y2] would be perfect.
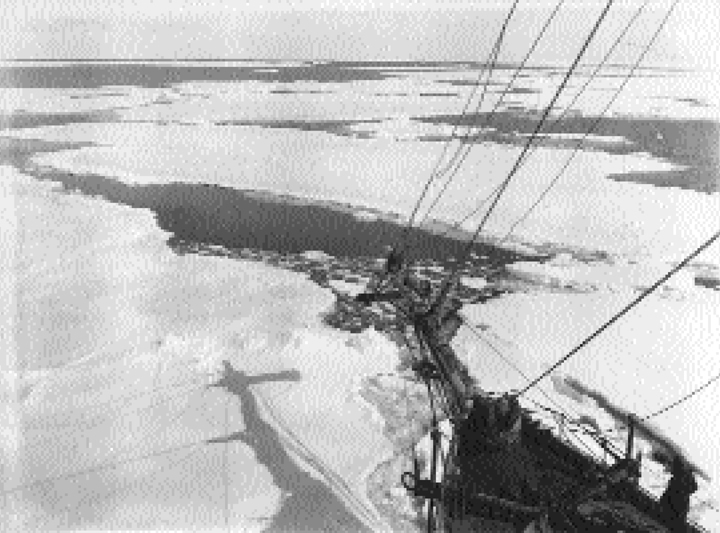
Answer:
[3, 137, 535, 267]
[416, 111, 720, 194]
[0, 62, 398, 89]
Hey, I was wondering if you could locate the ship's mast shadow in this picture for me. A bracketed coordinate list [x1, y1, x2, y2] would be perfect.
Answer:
[206, 359, 371, 532]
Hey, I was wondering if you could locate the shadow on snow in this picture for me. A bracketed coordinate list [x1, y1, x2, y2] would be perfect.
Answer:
[207, 360, 372, 533]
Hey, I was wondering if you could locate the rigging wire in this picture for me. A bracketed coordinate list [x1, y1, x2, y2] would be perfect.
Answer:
[417, 0, 568, 227]
[258, 392, 381, 528]
[398, 0, 520, 252]
[464, 322, 612, 461]
[429, 0, 651, 241]
[7, 384, 210, 497]
[403, 43, 500, 240]
[461, 301, 720, 465]
[425, 378, 440, 533]
[32, 379, 231, 530]
[517, 229, 720, 397]
[224, 396, 231, 531]
[526, 397, 628, 465]
[498, 0, 674, 243]
[642, 368, 720, 421]
[431, 374, 455, 423]
[24, 377, 205, 436]
[418, 0, 691, 465]
[4, 437, 207, 497]
[402, 357, 421, 482]
[27, 444, 205, 530]
[434, 0, 616, 305]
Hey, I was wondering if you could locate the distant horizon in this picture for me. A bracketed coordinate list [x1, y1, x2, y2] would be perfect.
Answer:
[0, 57, 701, 72]
[2, 2, 717, 70]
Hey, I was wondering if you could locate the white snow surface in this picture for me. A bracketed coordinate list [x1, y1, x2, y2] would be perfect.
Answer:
[2, 166, 396, 532]
[457, 269, 720, 530]
[507, 255, 698, 293]
[3, 62, 720, 530]
[6, 65, 719, 265]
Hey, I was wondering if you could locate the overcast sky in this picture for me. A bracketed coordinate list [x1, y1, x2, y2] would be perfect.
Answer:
[1, 0, 718, 68]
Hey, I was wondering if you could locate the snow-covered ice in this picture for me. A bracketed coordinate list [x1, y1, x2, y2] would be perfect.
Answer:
[3, 60, 719, 530]
[1, 166, 399, 531]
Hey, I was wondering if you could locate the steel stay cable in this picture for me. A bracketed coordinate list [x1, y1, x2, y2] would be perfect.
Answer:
[25, 444, 205, 530]
[4, 436, 208, 497]
[26, 344, 208, 433]
[433, 181, 504, 243]
[417, 0, 568, 228]
[377, 284, 608, 461]
[538, 0, 649, 138]
[518, 229, 720, 397]
[413, 323, 457, 420]
[197, 366, 382, 525]
[499, 0, 675, 244]
[399, 0, 520, 253]
[418, 323, 610, 514]
[431, 0, 650, 242]
[64, 386, 232, 528]
[397, 423, 453, 473]
[24, 364, 206, 432]
[434, 0, 616, 305]
[403, 361, 420, 486]
[464, 322, 608, 461]
[224, 395, 230, 531]
[16, 366, 226, 527]
[470, 328, 629, 462]
[525, 397, 625, 461]
[601, 369, 720, 446]
[421, 369, 453, 426]
[472, 323, 632, 455]
[421, 0, 689, 445]
[425, 377, 462, 528]
[409, 44, 504, 237]
[642, 368, 720, 421]
[30, 374, 234, 530]
[402, 39, 501, 243]
[425, 378, 441, 533]
[6, 383, 211, 496]
[401, 0, 517, 237]
[25, 376, 206, 440]
[596, 365, 720, 437]
[258, 392, 381, 528]
[20, 383, 208, 490]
